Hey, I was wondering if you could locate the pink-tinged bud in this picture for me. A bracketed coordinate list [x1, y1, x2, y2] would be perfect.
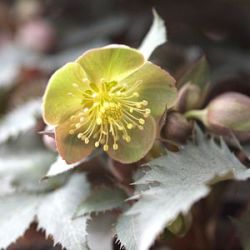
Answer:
[185, 92, 250, 138]
[162, 111, 193, 144]
[175, 82, 202, 113]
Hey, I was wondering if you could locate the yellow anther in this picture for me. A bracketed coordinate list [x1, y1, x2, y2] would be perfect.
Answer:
[84, 138, 89, 144]
[95, 141, 100, 147]
[138, 126, 144, 130]
[127, 123, 133, 129]
[103, 144, 109, 151]
[113, 144, 118, 150]
[96, 117, 102, 125]
[77, 133, 83, 139]
[139, 119, 145, 125]
[118, 126, 124, 131]
[75, 123, 81, 128]
[124, 135, 131, 143]
[129, 108, 134, 113]
[142, 100, 148, 105]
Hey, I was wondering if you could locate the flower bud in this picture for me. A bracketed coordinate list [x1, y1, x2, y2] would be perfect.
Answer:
[185, 92, 250, 137]
[161, 111, 193, 144]
[175, 82, 202, 113]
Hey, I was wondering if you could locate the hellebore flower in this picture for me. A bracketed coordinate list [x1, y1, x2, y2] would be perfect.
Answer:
[43, 45, 176, 164]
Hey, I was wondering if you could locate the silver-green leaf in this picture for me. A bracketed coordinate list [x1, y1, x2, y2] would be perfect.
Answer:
[116, 129, 250, 250]
[37, 174, 90, 250]
[0, 99, 42, 144]
[75, 187, 127, 217]
[0, 193, 41, 249]
[87, 213, 117, 250]
[45, 156, 83, 178]
[0, 133, 57, 194]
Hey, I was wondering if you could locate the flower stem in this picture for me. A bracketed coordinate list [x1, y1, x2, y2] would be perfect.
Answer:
[184, 109, 208, 125]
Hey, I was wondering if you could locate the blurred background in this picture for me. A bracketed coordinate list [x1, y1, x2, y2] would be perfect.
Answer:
[0, 0, 250, 249]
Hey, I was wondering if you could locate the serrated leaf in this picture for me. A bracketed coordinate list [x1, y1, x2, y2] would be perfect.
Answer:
[177, 57, 209, 88]
[45, 150, 101, 178]
[139, 9, 167, 60]
[0, 99, 42, 144]
[0, 193, 41, 249]
[87, 213, 116, 250]
[0, 133, 58, 194]
[116, 128, 250, 250]
[45, 156, 84, 178]
[0, 150, 55, 193]
[233, 206, 250, 250]
[37, 174, 90, 250]
[75, 187, 127, 217]
[116, 213, 139, 250]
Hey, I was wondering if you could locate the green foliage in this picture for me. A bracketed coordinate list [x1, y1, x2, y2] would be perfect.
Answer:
[0, 194, 41, 249]
[0, 174, 90, 250]
[45, 156, 84, 178]
[37, 174, 90, 250]
[87, 213, 117, 250]
[115, 128, 250, 250]
[0, 133, 57, 194]
[75, 187, 127, 217]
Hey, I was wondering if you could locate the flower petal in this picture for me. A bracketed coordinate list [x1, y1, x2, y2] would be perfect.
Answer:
[55, 119, 94, 164]
[43, 62, 88, 125]
[120, 62, 177, 117]
[76, 45, 145, 83]
[107, 116, 156, 163]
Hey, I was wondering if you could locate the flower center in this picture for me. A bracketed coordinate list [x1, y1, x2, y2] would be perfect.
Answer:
[68, 79, 151, 151]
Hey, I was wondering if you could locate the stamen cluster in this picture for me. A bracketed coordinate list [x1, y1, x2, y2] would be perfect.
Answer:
[68, 79, 151, 151]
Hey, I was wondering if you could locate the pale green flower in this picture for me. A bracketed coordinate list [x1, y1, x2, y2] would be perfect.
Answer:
[43, 45, 176, 163]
